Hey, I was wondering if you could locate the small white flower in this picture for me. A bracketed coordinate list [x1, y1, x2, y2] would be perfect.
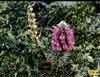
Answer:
[97, 46, 100, 49]
[32, 13, 35, 17]
[86, 18, 91, 23]
[83, 53, 94, 62]
[32, 25, 37, 29]
[29, 7, 33, 11]
[32, 19, 36, 23]
[87, 56, 94, 62]
[93, 76, 98, 77]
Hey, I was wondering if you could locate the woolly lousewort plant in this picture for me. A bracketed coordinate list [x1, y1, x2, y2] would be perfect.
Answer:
[51, 21, 75, 52]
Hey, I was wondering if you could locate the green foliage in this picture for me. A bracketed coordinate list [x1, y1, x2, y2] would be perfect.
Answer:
[0, 1, 36, 74]
[0, 1, 100, 77]
[37, 2, 100, 76]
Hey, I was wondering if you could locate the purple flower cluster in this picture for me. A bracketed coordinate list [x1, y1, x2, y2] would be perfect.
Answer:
[51, 25, 75, 52]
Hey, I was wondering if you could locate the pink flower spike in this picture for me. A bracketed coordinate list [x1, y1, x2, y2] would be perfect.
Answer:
[51, 23, 75, 52]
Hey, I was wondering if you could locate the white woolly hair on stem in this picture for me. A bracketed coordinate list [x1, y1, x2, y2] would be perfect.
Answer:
[57, 20, 70, 28]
